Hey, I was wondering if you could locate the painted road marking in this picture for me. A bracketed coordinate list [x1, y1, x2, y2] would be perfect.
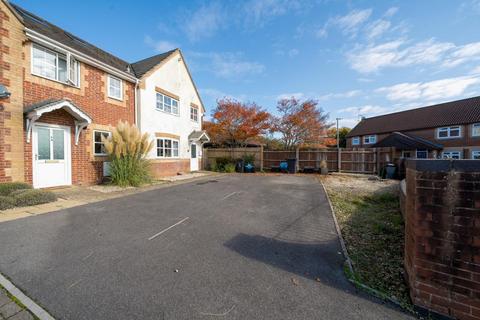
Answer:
[148, 217, 190, 241]
[222, 191, 242, 200]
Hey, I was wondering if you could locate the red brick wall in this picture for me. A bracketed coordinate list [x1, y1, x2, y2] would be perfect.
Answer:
[24, 61, 135, 185]
[0, 5, 11, 182]
[150, 160, 190, 177]
[404, 160, 480, 320]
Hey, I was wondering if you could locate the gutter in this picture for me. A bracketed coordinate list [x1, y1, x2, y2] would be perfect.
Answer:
[25, 28, 137, 83]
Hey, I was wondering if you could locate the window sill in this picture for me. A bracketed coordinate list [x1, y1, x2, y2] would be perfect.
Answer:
[31, 73, 80, 89]
[155, 108, 180, 117]
[108, 94, 123, 102]
[436, 136, 462, 140]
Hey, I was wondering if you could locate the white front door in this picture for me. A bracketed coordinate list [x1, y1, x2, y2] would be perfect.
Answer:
[33, 124, 71, 188]
[190, 143, 198, 171]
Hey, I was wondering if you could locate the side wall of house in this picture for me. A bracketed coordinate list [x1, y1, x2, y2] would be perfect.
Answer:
[22, 41, 136, 185]
[139, 51, 203, 176]
[0, 2, 25, 183]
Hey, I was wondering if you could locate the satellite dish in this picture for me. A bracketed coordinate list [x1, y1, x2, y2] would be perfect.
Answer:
[0, 84, 11, 99]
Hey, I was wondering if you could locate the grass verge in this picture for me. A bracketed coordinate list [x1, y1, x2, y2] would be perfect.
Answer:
[321, 176, 412, 311]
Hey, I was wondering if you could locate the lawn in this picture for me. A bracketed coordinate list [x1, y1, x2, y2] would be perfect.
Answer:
[320, 174, 412, 310]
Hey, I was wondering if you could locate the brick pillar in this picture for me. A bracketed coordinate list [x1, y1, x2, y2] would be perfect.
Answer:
[404, 160, 480, 320]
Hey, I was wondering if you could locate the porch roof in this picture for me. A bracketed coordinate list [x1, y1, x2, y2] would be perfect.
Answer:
[188, 130, 210, 143]
[372, 132, 443, 150]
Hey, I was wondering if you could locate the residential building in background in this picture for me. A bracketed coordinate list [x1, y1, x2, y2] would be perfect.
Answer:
[346, 96, 480, 160]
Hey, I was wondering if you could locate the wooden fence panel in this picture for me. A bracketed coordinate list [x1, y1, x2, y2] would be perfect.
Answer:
[203, 147, 262, 169]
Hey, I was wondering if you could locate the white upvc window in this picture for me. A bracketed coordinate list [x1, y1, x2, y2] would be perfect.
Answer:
[472, 123, 480, 137]
[352, 137, 360, 145]
[442, 151, 462, 159]
[416, 149, 428, 159]
[402, 151, 412, 158]
[190, 105, 199, 122]
[437, 126, 461, 139]
[156, 138, 179, 158]
[472, 151, 480, 160]
[108, 75, 123, 100]
[156, 93, 179, 115]
[93, 130, 111, 156]
[31, 44, 79, 86]
[363, 135, 376, 144]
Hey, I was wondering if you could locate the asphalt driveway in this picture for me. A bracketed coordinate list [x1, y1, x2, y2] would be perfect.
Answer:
[0, 175, 413, 319]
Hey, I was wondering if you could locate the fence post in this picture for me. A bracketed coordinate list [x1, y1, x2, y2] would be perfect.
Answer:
[260, 145, 264, 171]
[295, 147, 300, 172]
[338, 148, 341, 172]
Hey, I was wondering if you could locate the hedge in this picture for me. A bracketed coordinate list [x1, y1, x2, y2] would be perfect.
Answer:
[0, 182, 32, 196]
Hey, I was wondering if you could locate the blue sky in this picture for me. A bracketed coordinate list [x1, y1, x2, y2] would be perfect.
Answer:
[14, 0, 480, 128]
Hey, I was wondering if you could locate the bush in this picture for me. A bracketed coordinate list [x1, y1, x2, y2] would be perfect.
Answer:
[11, 189, 57, 207]
[103, 121, 154, 187]
[224, 163, 236, 173]
[214, 157, 234, 172]
[0, 182, 32, 196]
[0, 196, 16, 210]
[242, 154, 255, 165]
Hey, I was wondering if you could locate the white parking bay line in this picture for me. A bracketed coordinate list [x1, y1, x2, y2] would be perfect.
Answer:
[148, 217, 190, 241]
[222, 191, 241, 200]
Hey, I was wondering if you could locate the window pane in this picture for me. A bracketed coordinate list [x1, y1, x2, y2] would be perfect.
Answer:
[94, 143, 103, 155]
[164, 96, 171, 106]
[58, 56, 67, 83]
[165, 139, 172, 148]
[156, 94, 163, 110]
[37, 127, 51, 160]
[473, 125, 480, 137]
[438, 129, 448, 137]
[165, 148, 172, 157]
[52, 129, 64, 160]
[173, 141, 179, 157]
[473, 152, 480, 160]
[450, 128, 460, 137]
[109, 76, 121, 98]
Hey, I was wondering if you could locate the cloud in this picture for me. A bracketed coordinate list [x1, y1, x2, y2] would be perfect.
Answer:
[243, 0, 308, 27]
[318, 9, 372, 38]
[339, 105, 388, 115]
[442, 42, 480, 67]
[288, 48, 300, 57]
[347, 38, 458, 73]
[144, 36, 178, 52]
[472, 66, 480, 74]
[191, 51, 265, 79]
[183, 3, 225, 42]
[276, 92, 305, 100]
[365, 19, 391, 40]
[318, 89, 362, 100]
[376, 75, 480, 102]
[384, 7, 399, 17]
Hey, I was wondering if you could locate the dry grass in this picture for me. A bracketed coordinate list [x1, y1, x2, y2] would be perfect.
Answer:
[321, 174, 412, 309]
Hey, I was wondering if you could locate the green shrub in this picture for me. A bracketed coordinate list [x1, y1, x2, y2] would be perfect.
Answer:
[209, 162, 218, 172]
[224, 163, 236, 173]
[0, 182, 32, 196]
[242, 154, 255, 165]
[103, 121, 154, 187]
[0, 196, 16, 210]
[215, 157, 234, 172]
[12, 189, 57, 207]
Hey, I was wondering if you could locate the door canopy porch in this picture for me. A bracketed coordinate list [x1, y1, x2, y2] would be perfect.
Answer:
[372, 131, 443, 150]
[188, 130, 210, 144]
[25, 99, 92, 145]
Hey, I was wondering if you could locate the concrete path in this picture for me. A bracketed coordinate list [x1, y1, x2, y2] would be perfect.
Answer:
[0, 175, 414, 319]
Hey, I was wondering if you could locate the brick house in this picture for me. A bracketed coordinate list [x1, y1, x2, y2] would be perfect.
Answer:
[0, 1, 138, 187]
[346, 96, 480, 160]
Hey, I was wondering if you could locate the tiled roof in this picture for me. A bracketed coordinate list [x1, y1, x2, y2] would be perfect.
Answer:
[372, 132, 443, 150]
[11, 2, 134, 76]
[131, 50, 177, 78]
[347, 96, 480, 137]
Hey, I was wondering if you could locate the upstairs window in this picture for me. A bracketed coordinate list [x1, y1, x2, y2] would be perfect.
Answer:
[190, 105, 199, 122]
[472, 123, 480, 137]
[108, 75, 123, 100]
[472, 151, 480, 160]
[156, 92, 179, 115]
[437, 126, 461, 139]
[363, 135, 376, 144]
[351, 137, 360, 145]
[32, 44, 79, 86]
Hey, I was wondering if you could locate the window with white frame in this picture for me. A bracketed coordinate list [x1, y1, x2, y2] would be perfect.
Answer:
[416, 149, 428, 159]
[93, 130, 111, 156]
[352, 137, 360, 145]
[472, 151, 480, 159]
[156, 138, 179, 158]
[437, 126, 461, 139]
[472, 123, 480, 137]
[363, 135, 376, 144]
[156, 93, 179, 115]
[108, 75, 122, 100]
[32, 44, 79, 86]
[190, 105, 198, 122]
[402, 151, 412, 158]
[442, 151, 462, 159]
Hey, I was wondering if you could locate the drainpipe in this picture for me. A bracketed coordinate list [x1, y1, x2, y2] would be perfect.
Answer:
[134, 79, 141, 131]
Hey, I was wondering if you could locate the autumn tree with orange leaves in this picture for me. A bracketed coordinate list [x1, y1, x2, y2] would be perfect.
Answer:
[272, 98, 329, 149]
[205, 99, 271, 147]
